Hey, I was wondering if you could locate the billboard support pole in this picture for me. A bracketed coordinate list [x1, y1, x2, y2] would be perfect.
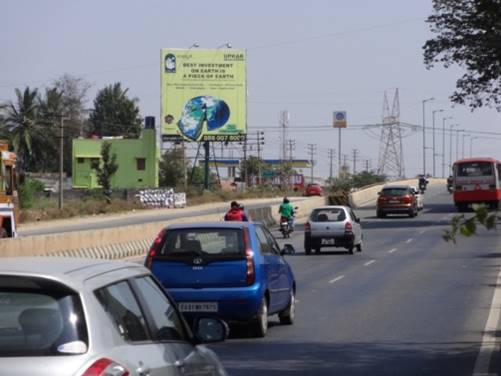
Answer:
[204, 141, 210, 190]
[338, 128, 341, 178]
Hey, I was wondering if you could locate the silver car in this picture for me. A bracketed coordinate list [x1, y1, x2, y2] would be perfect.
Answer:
[0, 257, 228, 376]
[304, 205, 363, 255]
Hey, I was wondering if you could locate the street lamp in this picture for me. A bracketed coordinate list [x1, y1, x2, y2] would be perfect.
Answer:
[462, 133, 470, 159]
[469, 136, 478, 157]
[217, 43, 232, 49]
[188, 42, 200, 49]
[449, 123, 459, 171]
[441, 116, 452, 178]
[432, 109, 443, 177]
[456, 128, 464, 160]
[422, 97, 435, 176]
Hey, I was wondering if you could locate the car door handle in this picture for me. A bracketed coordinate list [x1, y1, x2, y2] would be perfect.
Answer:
[136, 365, 150, 376]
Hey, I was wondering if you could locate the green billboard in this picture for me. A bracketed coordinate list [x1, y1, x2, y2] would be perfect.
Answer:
[161, 48, 247, 142]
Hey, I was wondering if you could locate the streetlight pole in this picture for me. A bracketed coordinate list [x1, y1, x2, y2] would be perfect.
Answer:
[462, 133, 469, 159]
[432, 109, 443, 177]
[449, 124, 459, 171]
[441, 116, 452, 178]
[456, 128, 464, 160]
[470, 136, 477, 157]
[58, 115, 65, 210]
[422, 98, 435, 176]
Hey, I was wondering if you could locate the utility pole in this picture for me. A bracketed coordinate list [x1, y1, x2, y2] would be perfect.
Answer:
[365, 159, 370, 171]
[287, 139, 296, 161]
[256, 131, 264, 185]
[352, 148, 359, 175]
[181, 136, 187, 190]
[432, 109, 443, 177]
[58, 115, 65, 210]
[242, 136, 248, 186]
[307, 144, 316, 183]
[422, 97, 435, 176]
[327, 148, 335, 181]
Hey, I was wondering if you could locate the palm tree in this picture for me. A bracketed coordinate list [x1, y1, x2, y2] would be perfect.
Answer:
[4, 87, 40, 173]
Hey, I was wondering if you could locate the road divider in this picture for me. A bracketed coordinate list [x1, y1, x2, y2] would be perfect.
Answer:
[0, 196, 325, 259]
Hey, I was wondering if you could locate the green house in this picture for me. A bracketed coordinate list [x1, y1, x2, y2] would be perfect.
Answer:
[72, 125, 159, 189]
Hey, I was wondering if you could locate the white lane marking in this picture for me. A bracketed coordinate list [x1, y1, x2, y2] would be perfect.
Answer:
[388, 248, 397, 253]
[328, 275, 345, 284]
[419, 230, 426, 234]
[364, 260, 376, 267]
[473, 265, 501, 375]
[406, 238, 413, 244]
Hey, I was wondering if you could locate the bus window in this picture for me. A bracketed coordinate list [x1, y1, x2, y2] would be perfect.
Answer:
[497, 164, 501, 182]
[457, 162, 493, 177]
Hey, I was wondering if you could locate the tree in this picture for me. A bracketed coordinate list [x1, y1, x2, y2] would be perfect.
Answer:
[443, 204, 500, 243]
[36, 87, 63, 172]
[159, 148, 186, 188]
[423, 0, 501, 109]
[91, 142, 119, 204]
[89, 83, 142, 138]
[240, 156, 265, 181]
[2, 87, 41, 173]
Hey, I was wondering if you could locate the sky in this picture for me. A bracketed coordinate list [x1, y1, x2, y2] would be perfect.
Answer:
[2, 0, 501, 179]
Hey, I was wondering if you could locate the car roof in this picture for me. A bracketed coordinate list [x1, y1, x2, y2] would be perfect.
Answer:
[382, 184, 410, 189]
[311, 205, 350, 211]
[0, 257, 147, 290]
[166, 221, 253, 230]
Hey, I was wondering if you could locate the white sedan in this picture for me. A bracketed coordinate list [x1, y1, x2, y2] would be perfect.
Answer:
[410, 186, 424, 210]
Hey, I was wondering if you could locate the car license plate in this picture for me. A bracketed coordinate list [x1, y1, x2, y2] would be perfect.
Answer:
[389, 200, 399, 203]
[178, 302, 218, 312]
[322, 239, 335, 245]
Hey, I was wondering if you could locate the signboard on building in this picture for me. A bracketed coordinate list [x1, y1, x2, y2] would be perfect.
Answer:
[333, 111, 347, 128]
[161, 48, 247, 142]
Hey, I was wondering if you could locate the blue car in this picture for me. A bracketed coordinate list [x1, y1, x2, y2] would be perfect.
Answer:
[145, 221, 296, 337]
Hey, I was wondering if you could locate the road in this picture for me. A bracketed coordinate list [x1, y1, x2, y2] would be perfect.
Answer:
[209, 184, 501, 375]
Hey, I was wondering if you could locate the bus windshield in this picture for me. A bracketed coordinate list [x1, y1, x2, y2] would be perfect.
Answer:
[456, 162, 493, 177]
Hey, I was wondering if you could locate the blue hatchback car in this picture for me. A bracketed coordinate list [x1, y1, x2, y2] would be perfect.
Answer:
[145, 221, 296, 337]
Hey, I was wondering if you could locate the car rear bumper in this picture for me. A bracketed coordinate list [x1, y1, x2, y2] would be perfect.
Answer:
[167, 283, 263, 322]
[305, 233, 355, 247]
[377, 204, 412, 213]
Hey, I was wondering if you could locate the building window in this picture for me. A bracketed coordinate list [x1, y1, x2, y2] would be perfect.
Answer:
[77, 158, 84, 164]
[136, 158, 146, 171]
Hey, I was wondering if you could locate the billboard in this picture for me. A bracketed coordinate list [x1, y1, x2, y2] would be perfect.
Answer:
[161, 48, 247, 142]
[333, 111, 347, 128]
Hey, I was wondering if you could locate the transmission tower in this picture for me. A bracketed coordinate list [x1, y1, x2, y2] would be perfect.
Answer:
[377, 88, 405, 178]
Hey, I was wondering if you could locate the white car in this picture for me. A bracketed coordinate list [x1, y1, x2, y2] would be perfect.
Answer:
[410, 186, 424, 210]
[304, 205, 363, 255]
[0, 257, 228, 376]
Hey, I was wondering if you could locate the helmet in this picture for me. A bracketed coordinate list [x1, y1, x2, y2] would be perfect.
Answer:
[283, 197, 290, 204]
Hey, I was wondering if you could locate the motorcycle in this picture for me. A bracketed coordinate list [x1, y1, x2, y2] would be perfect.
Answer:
[280, 216, 293, 238]
[447, 177, 453, 193]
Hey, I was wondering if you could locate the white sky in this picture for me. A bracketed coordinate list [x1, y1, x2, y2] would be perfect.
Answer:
[2, 0, 501, 178]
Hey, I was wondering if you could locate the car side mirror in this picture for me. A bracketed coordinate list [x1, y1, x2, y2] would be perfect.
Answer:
[192, 318, 229, 344]
[281, 244, 296, 255]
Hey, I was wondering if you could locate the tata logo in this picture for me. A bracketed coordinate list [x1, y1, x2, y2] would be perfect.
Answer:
[192, 257, 204, 265]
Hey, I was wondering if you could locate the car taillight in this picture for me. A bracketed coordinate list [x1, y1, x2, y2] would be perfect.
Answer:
[81, 358, 129, 376]
[243, 228, 255, 285]
[145, 228, 166, 269]
[304, 222, 311, 233]
[403, 196, 412, 204]
[344, 222, 353, 234]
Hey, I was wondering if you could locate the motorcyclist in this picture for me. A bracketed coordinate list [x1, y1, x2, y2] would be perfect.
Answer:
[418, 175, 428, 192]
[224, 201, 248, 221]
[278, 197, 295, 231]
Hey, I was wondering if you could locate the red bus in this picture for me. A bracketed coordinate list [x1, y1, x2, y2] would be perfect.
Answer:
[452, 157, 501, 211]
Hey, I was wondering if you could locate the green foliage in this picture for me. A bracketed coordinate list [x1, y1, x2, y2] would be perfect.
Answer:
[443, 204, 500, 243]
[91, 142, 119, 204]
[89, 83, 142, 138]
[423, 0, 501, 109]
[159, 148, 186, 188]
[19, 178, 45, 209]
[328, 170, 386, 192]
[240, 156, 264, 179]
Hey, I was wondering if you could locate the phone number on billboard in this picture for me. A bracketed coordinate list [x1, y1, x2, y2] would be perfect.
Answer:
[201, 135, 246, 142]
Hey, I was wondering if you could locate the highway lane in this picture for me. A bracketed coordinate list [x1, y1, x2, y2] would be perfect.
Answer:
[209, 185, 501, 375]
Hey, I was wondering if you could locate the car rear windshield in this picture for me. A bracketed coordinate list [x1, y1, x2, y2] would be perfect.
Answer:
[0, 276, 88, 357]
[158, 228, 246, 261]
[381, 188, 409, 196]
[456, 162, 493, 177]
[310, 208, 346, 222]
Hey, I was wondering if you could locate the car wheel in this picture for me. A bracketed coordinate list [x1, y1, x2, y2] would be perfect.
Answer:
[348, 245, 354, 254]
[279, 290, 295, 325]
[305, 247, 312, 255]
[356, 243, 362, 252]
[253, 297, 268, 337]
[304, 237, 312, 255]
[315, 247, 321, 254]
[409, 208, 415, 218]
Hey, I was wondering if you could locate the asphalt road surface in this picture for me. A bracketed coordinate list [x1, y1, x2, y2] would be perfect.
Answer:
[208, 185, 501, 376]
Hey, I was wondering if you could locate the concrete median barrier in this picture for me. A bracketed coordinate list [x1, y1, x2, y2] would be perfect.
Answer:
[0, 196, 326, 259]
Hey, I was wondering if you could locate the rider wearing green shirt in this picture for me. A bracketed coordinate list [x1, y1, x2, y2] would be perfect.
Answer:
[279, 197, 295, 230]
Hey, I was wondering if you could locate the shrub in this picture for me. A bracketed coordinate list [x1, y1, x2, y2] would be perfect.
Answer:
[19, 179, 45, 209]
